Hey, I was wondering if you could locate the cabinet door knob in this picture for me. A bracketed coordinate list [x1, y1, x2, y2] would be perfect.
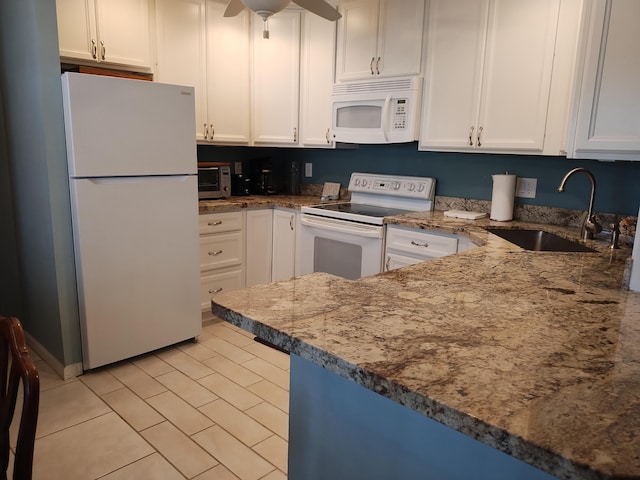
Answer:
[208, 250, 223, 256]
[208, 220, 222, 226]
[209, 287, 223, 294]
[411, 241, 428, 248]
[91, 40, 97, 59]
[100, 40, 106, 60]
[468, 126, 475, 146]
[477, 126, 483, 147]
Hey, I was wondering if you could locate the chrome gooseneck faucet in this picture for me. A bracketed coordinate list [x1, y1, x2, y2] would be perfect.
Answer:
[557, 167, 602, 240]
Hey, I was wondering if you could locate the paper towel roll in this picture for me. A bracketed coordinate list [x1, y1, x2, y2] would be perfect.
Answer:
[490, 174, 516, 221]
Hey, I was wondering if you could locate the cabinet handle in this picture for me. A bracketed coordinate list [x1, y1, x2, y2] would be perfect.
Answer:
[375, 57, 381, 75]
[204, 123, 209, 139]
[326, 128, 331, 144]
[477, 126, 483, 147]
[209, 287, 223, 294]
[468, 126, 475, 146]
[411, 241, 429, 248]
[370, 57, 375, 75]
[210, 124, 214, 139]
[91, 40, 97, 59]
[289, 215, 294, 230]
[385, 256, 391, 271]
[208, 220, 222, 226]
[208, 250, 223, 256]
[100, 40, 106, 60]
[293, 127, 297, 142]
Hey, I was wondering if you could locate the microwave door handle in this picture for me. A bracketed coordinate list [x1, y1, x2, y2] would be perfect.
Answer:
[382, 96, 391, 142]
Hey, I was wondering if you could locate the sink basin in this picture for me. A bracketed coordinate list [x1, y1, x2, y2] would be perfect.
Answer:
[485, 228, 596, 252]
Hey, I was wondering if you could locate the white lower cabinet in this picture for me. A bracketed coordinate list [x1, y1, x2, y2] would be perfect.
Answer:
[384, 225, 475, 271]
[245, 209, 274, 287]
[199, 211, 245, 319]
[272, 208, 298, 281]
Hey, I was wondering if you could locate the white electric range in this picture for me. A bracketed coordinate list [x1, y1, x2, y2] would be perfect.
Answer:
[299, 173, 436, 279]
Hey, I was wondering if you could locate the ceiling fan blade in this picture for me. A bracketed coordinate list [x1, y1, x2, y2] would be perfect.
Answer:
[224, 0, 246, 17]
[293, 0, 341, 21]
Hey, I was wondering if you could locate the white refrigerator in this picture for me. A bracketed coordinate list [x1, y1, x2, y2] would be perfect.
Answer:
[61, 73, 201, 369]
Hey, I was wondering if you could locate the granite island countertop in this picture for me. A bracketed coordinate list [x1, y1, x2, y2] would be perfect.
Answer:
[211, 209, 640, 480]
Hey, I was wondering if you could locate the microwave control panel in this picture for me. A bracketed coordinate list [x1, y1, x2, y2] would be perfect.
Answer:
[392, 99, 408, 130]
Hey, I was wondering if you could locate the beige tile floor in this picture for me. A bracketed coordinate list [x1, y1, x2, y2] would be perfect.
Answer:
[22, 318, 290, 480]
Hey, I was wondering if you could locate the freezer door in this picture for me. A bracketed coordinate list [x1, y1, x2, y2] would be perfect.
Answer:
[62, 72, 197, 177]
[70, 175, 201, 369]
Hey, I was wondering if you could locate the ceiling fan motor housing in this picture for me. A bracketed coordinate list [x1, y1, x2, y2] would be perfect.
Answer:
[242, 0, 291, 19]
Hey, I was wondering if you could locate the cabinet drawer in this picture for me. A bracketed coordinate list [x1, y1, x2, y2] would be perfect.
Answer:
[199, 211, 243, 235]
[200, 268, 244, 311]
[200, 231, 244, 270]
[386, 227, 458, 258]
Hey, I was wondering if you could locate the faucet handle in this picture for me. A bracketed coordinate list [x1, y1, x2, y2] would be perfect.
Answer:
[609, 222, 620, 249]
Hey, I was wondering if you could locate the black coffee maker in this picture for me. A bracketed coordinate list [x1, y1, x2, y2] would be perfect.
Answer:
[254, 168, 277, 195]
[231, 174, 251, 196]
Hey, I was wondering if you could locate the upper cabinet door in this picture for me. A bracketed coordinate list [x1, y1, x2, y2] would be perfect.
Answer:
[56, 0, 97, 63]
[420, 0, 489, 150]
[376, 0, 425, 78]
[155, 0, 208, 141]
[206, 0, 251, 144]
[420, 0, 561, 154]
[477, 0, 560, 151]
[56, 0, 151, 69]
[300, 11, 337, 148]
[335, 0, 380, 80]
[251, 11, 301, 145]
[569, 0, 640, 161]
[94, 0, 151, 68]
[336, 0, 425, 81]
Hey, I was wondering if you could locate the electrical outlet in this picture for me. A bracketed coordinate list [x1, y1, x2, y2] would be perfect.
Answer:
[305, 162, 313, 177]
[516, 177, 537, 199]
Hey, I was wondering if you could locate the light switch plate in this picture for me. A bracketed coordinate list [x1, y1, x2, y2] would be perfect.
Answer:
[305, 163, 313, 177]
[516, 177, 537, 198]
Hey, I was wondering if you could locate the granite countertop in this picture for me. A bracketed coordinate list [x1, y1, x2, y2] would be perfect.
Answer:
[199, 194, 324, 214]
[210, 207, 640, 480]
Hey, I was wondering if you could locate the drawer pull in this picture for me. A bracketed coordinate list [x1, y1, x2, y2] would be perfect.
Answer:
[209, 287, 223, 294]
[208, 250, 223, 256]
[411, 241, 429, 248]
[208, 220, 222, 226]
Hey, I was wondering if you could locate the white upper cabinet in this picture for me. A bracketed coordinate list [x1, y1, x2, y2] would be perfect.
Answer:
[206, 0, 251, 144]
[56, 0, 152, 69]
[155, 0, 208, 140]
[420, 0, 565, 154]
[300, 11, 337, 148]
[251, 10, 301, 145]
[155, 0, 250, 143]
[568, 0, 640, 161]
[335, 0, 425, 81]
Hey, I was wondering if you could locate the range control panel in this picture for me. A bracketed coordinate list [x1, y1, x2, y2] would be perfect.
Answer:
[348, 173, 436, 201]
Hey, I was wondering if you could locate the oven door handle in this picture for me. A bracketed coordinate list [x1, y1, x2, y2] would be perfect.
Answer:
[300, 215, 383, 238]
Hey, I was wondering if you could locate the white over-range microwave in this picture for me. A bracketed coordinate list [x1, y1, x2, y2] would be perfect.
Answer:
[331, 76, 423, 144]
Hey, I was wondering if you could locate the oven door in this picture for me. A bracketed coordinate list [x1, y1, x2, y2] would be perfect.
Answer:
[299, 214, 384, 280]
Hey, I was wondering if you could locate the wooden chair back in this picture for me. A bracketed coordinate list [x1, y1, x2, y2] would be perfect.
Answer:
[0, 316, 39, 480]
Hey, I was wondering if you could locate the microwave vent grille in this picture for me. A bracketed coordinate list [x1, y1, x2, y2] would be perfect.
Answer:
[333, 77, 419, 95]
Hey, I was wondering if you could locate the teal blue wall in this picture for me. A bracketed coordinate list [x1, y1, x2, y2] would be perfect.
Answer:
[199, 143, 640, 216]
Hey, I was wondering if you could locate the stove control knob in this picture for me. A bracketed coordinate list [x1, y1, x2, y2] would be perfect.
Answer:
[408, 183, 415, 191]
[362, 180, 368, 187]
[354, 179, 360, 186]
[417, 183, 425, 192]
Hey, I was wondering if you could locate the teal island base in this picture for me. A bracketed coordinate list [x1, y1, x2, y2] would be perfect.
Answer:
[288, 354, 557, 480]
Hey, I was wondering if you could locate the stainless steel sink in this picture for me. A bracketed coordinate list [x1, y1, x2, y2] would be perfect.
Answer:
[485, 228, 596, 252]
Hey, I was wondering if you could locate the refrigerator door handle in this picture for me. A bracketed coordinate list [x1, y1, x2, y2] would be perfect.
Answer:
[83, 175, 193, 185]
